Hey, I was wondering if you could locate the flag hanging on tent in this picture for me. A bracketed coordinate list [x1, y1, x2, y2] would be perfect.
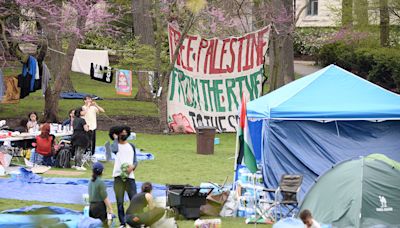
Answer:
[237, 94, 257, 173]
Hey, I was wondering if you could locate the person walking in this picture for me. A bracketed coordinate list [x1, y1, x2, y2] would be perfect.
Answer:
[82, 95, 104, 155]
[109, 125, 138, 228]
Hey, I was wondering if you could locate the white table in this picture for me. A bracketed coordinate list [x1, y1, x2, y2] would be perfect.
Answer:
[0, 131, 73, 142]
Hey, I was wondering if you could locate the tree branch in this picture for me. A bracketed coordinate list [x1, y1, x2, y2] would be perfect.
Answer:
[295, 0, 310, 25]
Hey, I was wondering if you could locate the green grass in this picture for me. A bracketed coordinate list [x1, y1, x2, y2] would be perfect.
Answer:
[0, 71, 158, 119]
[0, 132, 272, 227]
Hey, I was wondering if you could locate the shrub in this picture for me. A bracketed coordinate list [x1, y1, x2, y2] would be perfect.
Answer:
[293, 27, 338, 58]
[318, 43, 400, 92]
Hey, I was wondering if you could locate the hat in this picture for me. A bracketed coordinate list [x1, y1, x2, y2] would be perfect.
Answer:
[92, 162, 104, 173]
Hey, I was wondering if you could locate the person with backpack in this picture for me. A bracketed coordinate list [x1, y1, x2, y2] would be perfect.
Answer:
[109, 125, 138, 228]
[88, 162, 113, 227]
[71, 108, 90, 171]
[34, 123, 55, 166]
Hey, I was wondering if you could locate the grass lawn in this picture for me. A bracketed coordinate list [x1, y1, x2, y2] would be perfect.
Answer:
[0, 132, 272, 227]
[0, 71, 158, 119]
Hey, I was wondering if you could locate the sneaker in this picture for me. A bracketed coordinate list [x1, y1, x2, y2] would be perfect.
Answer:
[75, 166, 86, 171]
[71, 165, 76, 169]
[119, 225, 125, 228]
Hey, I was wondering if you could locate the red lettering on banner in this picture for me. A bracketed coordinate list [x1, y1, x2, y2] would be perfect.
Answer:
[186, 36, 197, 72]
[197, 39, 208, 73]
[204, 40, 214, 74]
[243, 33, 255, 71]
[256, 28, 268, 65]
[218, 38, 229, 74]
[179, 43, 185, 68]
[168, 26, 175, 62]
[237, 37, 246, 73]
[209, 39, 220, 74]
[228, 38, 237, 73]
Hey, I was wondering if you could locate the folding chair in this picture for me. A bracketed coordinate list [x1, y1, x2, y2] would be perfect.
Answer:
[264, 174, 303, 221]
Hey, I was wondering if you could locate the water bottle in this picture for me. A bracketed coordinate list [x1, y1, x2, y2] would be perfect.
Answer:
[83, 205, 90, 217]
[82, 193, 90, 217]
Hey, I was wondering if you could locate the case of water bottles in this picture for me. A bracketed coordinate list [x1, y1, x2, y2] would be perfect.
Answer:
[236, 166, 266, 218]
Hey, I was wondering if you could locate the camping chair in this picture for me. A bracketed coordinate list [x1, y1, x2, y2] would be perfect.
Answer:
[263, 174, 303, 221]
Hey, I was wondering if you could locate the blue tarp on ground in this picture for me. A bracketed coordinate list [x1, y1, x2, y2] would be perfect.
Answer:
[60, 92, 102, 100]
[246, 65, 400, 199]
[0, 205, 102, 228]
[0, 168, 166, 204]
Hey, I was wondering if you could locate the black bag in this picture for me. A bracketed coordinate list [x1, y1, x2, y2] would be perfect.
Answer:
[55, 145, 72, 168]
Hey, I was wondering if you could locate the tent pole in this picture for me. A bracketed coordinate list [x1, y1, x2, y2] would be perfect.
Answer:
[233, 126, 240, 191]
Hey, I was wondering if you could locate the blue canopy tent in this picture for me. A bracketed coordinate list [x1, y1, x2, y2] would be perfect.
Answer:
[246, 64, 400, 198]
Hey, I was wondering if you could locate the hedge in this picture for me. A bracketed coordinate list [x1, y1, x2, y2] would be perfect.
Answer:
[318, 42, 400, 92]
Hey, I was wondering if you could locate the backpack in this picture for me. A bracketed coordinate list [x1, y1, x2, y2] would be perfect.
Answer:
[35, 136, 53, 156]
[55, 144, 72, 168]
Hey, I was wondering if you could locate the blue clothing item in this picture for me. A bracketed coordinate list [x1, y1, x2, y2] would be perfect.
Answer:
[22, 56, 38, 92]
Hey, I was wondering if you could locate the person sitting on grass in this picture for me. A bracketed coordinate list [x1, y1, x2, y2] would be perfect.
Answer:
[299, 209, 321, 228]
[109, 125, 138, 228]
[34, 123, 55, 166]
[88, 162, 113, 227]
[71, 107, 90, 171]
[125, 182, 166, 228]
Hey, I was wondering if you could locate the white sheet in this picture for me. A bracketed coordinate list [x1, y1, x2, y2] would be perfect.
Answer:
[71, 49, 109, 75]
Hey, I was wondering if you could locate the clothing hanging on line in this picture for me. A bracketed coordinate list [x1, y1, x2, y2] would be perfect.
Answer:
[90, 63, 113, 83]
[41, 63, 51, 96]
[1, 76, 20, 104]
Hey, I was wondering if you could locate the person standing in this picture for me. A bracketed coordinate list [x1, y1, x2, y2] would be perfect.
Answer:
[82, 95, 105, 155]
[88, 162, 113, 227]
[71, 108, 90, 170]
[109, 125, 137, 228]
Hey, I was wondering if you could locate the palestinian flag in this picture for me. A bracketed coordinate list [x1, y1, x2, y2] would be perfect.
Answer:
[236, 94, 257, 173]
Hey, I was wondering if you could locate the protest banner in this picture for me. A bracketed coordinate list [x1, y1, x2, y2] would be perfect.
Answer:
[167, 25, 270, 133]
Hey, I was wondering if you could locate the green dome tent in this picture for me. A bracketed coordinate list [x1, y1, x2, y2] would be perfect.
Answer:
[299, 154, 400, 228]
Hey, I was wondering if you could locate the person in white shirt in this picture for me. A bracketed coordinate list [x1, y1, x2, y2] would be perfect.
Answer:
[82, 95, 104, 155]
[300, 209, 321, 228]
[109, 125, 138, 228]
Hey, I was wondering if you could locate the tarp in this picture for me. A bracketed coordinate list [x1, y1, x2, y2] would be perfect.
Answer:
[60, 92, 102, 100]
[0, 169, 166, 204]
[71, 49, 109, 75]
[262, 120, 400, 198]
[299, 155, 400, 228]
[247, 65, 400, 120]
[0, 205, 102, 228]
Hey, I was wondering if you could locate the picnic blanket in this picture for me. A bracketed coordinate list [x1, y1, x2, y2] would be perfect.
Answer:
[0, 205, 102, 228]
[0, 168, 166, 204]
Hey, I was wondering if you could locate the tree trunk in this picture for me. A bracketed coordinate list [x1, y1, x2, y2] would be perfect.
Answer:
[43, 34, 80, 122]
[132, 0, 155, 45]
[342, 0, 353, 27]
[268, 0, 295, 92]
[380, 0, 390, 47]
[158, 13, 196, 132]
[354, 0, 369, 28]
[132, 0, 155, 100]
[135, 71, 154, 101]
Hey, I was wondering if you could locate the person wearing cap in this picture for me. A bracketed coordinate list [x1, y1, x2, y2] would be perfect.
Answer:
[88, 162, 113, 227]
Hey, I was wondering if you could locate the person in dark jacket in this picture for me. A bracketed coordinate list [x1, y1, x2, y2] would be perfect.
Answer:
[71, 108, 89, 171]
[125, 182, 165, 228]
